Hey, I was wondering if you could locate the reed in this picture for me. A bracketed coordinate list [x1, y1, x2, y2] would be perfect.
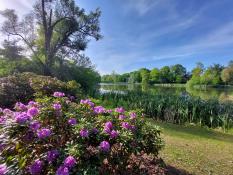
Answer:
[96, 91, 233, 130]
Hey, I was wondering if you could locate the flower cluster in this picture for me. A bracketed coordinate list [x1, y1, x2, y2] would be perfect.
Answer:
[0, 94, 163, 174]
[80, 99, 94, 107]
[115, 107, 125, 113]
[47, 150, 59, 163]
[80, 128, 89, 138]
[53, 103, 62, 110]
[29, 160, 43, 175]
[99, 141, 110, 152]
[0, 164, 7, 175]
[93, 106, 106, 114]
[37, 128, 51, 139]
[68, 118, 77, 125]
[53, 92, 65, 97]
[56, 156, 76, 175]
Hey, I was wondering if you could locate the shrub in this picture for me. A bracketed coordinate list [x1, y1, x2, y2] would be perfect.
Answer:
[0, 93, 163, 174]
[0, 73, 82, 108]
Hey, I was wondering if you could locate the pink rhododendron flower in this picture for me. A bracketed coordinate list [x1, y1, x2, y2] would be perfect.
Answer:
[3, 109, 13, 115]
[106, 109, 112, 113]
[104, 121, 113, 134]
[68, 118, 77, 125]
[104, 121, 113, 129]
[56, 165, 69, 175]
[110, 130, 119, 139]
[64, 156, 76, 168]
[15, 112, 30, 124]
[80, 129, 89, 138]
[47, 150, 59, 163]
[37, 128, 51, 139]
[30, 121, 41, 131]
[15, 102, 27, 111]
[27, 101, 38, 108]
[115, 107, 125, 113]
[27, 107, 39, 117]
[121, 122, 131, 130]
[130, 112, 137, 120]
[53, 103, 62, 110]
[28, 159, 43, 175]
[100, 141, 110, 152]
[0, 117, 6, 124]
[104, 126, 111, 134]
[0, 164, 7, 175]
[119, 114, 126, 120]
[80, 99, 94, 107]
[94, 106, 106, 114]
[53, 92, 65, 97]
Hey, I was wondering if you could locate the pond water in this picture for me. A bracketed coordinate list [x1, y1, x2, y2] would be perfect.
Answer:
[99, 83, 233, 102]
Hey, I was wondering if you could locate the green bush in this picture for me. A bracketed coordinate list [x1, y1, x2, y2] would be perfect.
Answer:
[0, 73, 82, 108]
[0, 94, 163, 174]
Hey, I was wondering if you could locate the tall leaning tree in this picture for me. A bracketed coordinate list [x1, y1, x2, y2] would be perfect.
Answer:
[0, 0, 102, 75]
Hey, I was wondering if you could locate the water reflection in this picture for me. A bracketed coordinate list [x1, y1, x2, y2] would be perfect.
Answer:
[99, 83, 233, 102]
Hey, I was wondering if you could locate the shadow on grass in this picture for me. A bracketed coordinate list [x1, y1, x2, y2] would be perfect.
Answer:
[165, 165, 192, 175]
[148, 119, 233, 143]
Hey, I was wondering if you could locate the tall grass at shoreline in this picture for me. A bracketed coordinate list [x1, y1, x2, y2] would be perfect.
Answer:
[96, 91, 233, 131]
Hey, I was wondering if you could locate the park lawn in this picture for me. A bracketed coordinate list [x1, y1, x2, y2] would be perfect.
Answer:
[149, 119, 233, 175]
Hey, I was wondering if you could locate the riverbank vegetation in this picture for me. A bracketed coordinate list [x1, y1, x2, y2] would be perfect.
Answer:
[96, 91, 233, 131]
[101, 62, 233, 87]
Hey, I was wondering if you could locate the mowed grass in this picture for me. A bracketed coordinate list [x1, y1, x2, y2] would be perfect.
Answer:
[148, 119, 233, 175]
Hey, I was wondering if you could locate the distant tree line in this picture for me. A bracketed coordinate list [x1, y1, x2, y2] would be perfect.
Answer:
[101, 62, 233, 86]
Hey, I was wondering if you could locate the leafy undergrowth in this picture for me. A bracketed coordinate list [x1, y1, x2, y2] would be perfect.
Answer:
[151, 120, 233, 175]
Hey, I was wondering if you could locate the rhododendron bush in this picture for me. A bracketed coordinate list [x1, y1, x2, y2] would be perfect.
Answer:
[0, 92, 163, 174]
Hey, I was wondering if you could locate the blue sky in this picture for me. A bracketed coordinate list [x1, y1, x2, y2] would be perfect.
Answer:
[1, 0, 233, 74]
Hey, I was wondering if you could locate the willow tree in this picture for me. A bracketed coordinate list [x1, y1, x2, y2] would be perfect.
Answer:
[0, 0, 102, 75]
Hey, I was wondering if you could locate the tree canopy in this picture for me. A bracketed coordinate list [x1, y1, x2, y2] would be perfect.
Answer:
[0, 0, 102, 92]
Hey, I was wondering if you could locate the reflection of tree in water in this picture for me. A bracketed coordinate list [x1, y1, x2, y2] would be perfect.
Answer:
[100, 83, 233, 102]
[186, 86, 233, 101]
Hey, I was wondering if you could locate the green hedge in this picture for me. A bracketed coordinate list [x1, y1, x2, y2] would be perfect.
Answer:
[0, 72, 82, 108]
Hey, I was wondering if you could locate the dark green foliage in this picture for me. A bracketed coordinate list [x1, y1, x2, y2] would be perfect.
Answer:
[0, 73, 34, 108]
[0, 72, 82, 108]
[96, 91, 233, 130]
[0, 40, 23, 60]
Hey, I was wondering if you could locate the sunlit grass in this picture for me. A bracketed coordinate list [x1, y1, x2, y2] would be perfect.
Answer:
[150, 119, 233, 175]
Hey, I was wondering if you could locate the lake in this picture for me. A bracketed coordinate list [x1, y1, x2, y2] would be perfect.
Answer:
[99, 83, 233, 102]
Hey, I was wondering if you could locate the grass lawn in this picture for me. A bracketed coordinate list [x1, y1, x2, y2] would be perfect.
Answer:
[149, 119, 233, 175]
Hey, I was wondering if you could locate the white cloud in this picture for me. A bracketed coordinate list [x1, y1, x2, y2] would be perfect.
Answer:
[125, 0, 165, 16]
[0, 0, 35, 15]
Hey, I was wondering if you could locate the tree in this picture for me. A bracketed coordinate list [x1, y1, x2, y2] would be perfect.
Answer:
[187, 62, 204, 86]
[221, 61, 233, 85]
[170, 64, 187, 83]
[0, 40, 23, 60]
[128, 71, 141, 83]
[201, 64, 224, 85]
[0, 0, 102, 75]
[139, 68, 150, 84]
[149, 68, 160, 84]
[159, 66, 172, 83]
